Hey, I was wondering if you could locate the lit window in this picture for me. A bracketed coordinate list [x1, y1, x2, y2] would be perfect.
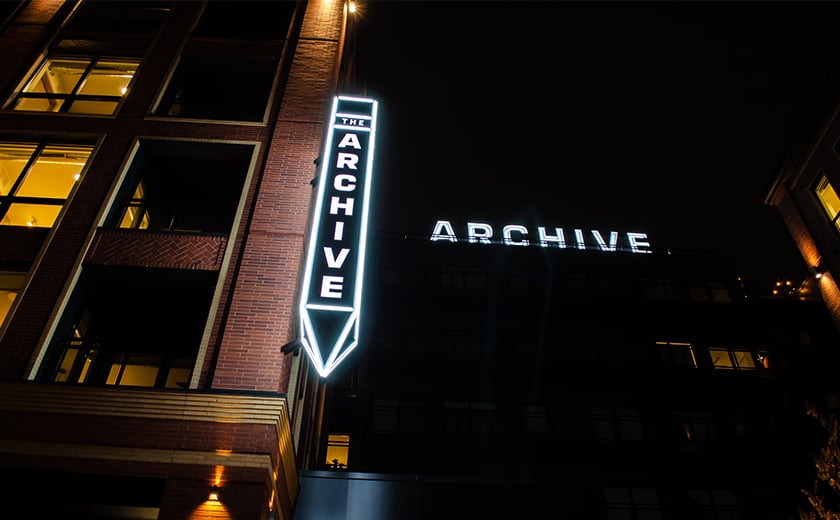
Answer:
[815, 172, 840, 232]
[0, 271, 25, 327]
[709, 347, 756, 370]
[325, 434, 350, 469]
[0, 141, 93, 227]
[10, 56, 138, 115]
[42, 267, 213, 389]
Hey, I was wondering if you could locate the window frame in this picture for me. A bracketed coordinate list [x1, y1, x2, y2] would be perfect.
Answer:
[0, 139, 94, 228]
[8, 54, 139, 115]
[815, 170, 840, 233]
[708, 346, 757, 371]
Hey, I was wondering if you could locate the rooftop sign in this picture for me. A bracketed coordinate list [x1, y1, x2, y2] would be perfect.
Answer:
[430, 220, 652, 253]
[299, 95, 378, 377]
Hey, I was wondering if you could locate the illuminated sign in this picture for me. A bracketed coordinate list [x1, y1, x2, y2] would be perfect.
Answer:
[299, 96, 378, 377]
[430, 220, 652, 253]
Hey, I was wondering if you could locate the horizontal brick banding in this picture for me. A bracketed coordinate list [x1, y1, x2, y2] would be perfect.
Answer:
[0, 382, 298, 515]
[85, 229, 228, 271]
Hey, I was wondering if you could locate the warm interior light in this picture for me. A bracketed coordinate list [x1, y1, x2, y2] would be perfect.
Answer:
[209, 485, 220, 501]
[348, 1, 356, 13]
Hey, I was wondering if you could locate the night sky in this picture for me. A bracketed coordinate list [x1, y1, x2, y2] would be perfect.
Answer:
[351, 1, 840, 291]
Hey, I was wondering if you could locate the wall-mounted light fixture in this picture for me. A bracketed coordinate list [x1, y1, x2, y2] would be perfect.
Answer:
[811, 265, 824, 279]
[209, 485, 220, 501]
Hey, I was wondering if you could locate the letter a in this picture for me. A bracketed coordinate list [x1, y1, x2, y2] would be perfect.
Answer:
[337, 133, 362, 149]
[430, 220, 458, 242]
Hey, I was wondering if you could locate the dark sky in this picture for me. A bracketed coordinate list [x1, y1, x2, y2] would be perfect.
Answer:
[351, 0, 840, 291]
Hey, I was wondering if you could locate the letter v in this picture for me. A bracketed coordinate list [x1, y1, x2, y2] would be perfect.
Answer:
[323, 247, 350, 268]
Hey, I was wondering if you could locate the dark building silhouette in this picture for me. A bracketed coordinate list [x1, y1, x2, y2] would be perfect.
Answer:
[0, 2, 837, 520]
[295, 233, 840, 518]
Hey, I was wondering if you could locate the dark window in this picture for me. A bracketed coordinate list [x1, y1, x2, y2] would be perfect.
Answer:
[603, 488, 662, 520]
[155, 55, 276, 121]
[9, 470, 165, 518]
[40, 266, 216, 389]
[193, 1, 297, 40]
[108, 140, 252, 234]
[63, 1, 171, 35]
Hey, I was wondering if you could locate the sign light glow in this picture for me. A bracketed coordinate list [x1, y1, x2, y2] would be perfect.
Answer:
[431, 220, 652, 253]
[299, 96, 378, 377]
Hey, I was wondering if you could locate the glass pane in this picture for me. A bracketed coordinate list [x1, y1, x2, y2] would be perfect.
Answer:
[66, 99, 119, 115]
[77, 349, 96, 383]
[12, 96, 63, 112]
[2, 202, 62, 227]
[165, 367, 190, 388]
[816, 174, 840, 230]
[733, 350, 755, 369]
[0, 271, 25, 326]
[119, 204, 149, 229]
[77, 59, 138, 96]
[24, 58, 89, 94]
[54, 348, 80, 382]
[0, 143, 36, 195]
[709, 348, 734, 369]
[325, 434, 350, 467]
[119, 363, 159, 387]
[16, 145, 91, 198]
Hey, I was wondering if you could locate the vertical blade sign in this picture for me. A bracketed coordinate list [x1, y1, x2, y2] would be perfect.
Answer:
[299, 96, 378, 377]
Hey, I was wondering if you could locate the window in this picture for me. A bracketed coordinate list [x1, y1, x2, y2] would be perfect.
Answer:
[325, 434, 350, 469]
[40, 266, 216, 389]
[709, 347, 756, 370]
[690, 282, 731, 303]
[108, 140, 252, 234]
[9, 56, 138, 114]
[641, 278, 675, 300]
[443, 400, 499, 436]
[524, 404, 548, 433]
[155, 55, 276, 121]
[591, 407, 644, 441]
[603, 487, 662, 520]
[0, 141, 93, 227]
[674, 409, 717, 441]
[62, 1, 171, 35]
[657, 341, 697, 367]
[687, 489, 741, 519]
[372, 399, 398, 433]
[440, 267, 486, 289]
[816, 172, 840, 232]
[0, 271, 25, 326]
[192, 1, 297, 40]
